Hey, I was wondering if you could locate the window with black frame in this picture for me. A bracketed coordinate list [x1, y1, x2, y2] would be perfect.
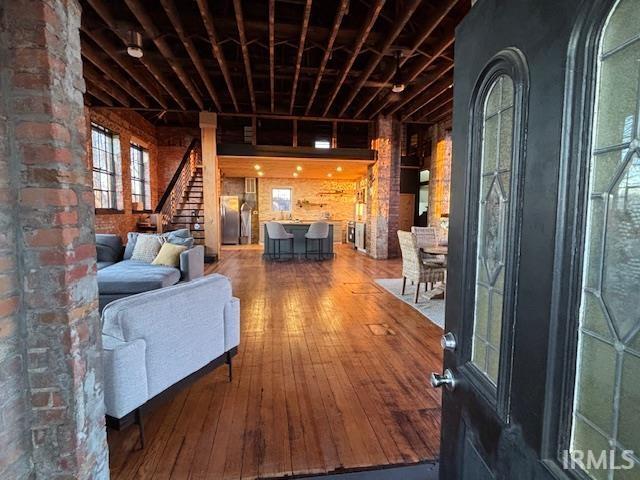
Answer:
[130, 143, 151, 211]
[91, 123, 120, 210]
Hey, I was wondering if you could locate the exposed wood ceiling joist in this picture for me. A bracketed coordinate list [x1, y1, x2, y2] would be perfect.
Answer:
[233, 0, 257, 112]
[304, 0, 349, 115]
[289, 0, 313, 114]
[353, 0, 459, 118]
[160, 0, 222, 111]
[269, 0, 276, 112]
[322, 0, 386, 116]
[196, 0, 239, 112]
[386, 62, 453, 116]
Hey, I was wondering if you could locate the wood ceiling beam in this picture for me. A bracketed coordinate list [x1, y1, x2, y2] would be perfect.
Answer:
[81, 41, 150, 108]
[81, 27, 168, 109]
[125, 0, 203, 110]
[366, 35, 454, 119]
[401, 78, 453, 120]
[86, 0, 187, 110]
[196, 0, 239, 112]
[83, 67, 131, 107]
[160, 0, 222, 111]
[86, 82, 115, 107]
[425, 106, 452, 124]
[384, 62, 453, 116]
[337, 0, 421, 117]
[304, 0, 349, 115]
[322, 0, 386, 116]
[233, 0, 257, 112]
[269, 0, 275, 112]
[352, 0, 459, 118]
[411, 96, 453, 123]
[289, 0, 313, 114]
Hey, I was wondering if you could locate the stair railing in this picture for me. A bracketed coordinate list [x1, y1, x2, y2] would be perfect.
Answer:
[155, 139, 200, 232]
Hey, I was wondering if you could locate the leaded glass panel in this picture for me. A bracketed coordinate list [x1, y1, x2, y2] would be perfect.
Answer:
[471, 74, 515, 385]
[571, 1, 640, 476]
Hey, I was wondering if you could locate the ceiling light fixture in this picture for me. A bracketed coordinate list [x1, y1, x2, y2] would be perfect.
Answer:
[258, 171, 264, 177]
[127, 30, 144, 59]
[336, 166, 343, 172]
[327, 173, 333, 178]
[391, 50, 405, 93]
[296, 165, 302, 171]
[254, 164, 261, 170]
[293, 172, 299, 177]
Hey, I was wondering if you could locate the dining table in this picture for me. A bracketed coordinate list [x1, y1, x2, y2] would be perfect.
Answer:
[420, 245, 448, 300]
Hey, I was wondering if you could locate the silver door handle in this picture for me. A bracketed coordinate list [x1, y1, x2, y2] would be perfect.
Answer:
[430, 368, 457, 391]
[441, 332, 457, 351]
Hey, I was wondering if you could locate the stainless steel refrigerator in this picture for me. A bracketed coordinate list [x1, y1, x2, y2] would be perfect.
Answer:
[220, 196, 240, 244]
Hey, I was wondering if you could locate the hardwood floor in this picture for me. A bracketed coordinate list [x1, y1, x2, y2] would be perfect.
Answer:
[107, 244, 444, 479]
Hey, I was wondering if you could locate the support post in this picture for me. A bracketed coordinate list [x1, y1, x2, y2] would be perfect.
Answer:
[200, 112, 220, 260]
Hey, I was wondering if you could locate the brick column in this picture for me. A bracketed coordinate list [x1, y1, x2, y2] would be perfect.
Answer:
[427, 123, 452, 238]
[366, 116, 401, 259]
[0, 1, 108, 478]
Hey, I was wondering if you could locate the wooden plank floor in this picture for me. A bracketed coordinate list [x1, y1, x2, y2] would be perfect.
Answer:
[107, 244, 444, 479]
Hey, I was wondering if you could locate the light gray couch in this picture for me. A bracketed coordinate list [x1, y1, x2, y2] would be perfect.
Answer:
[96, 232, 204, 312]
[101, 274, 240, 444]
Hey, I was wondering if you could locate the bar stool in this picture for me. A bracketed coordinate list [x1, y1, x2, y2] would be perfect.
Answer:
[266, 222, 294, 260]
[305, 221, 330, 260]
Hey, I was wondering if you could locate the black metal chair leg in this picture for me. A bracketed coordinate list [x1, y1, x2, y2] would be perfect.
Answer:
[401, 276, 407, 295]
[305, 238, 308, 259]
[135, 408, 145, 449]
[414, 283, 421, 303]
[291, 237, 294, 260]
[226, 351, 233, 382]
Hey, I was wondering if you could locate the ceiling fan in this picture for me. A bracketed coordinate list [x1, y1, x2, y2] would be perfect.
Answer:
[363, 50, 406, 97]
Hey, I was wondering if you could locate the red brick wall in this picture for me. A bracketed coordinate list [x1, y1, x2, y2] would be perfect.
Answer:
[88, 108, 159, 241]
[0, 1, 108, 477]
[156, 126, 199, 195]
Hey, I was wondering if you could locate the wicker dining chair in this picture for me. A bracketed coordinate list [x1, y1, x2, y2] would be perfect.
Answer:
[411, 226, 446, 265]
[397, 230, 447, 303]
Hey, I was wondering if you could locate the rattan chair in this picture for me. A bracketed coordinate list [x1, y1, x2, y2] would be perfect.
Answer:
[397, 230, 446, 303]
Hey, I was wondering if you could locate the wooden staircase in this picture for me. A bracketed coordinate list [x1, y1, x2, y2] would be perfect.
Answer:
[169, 166, 204, 245]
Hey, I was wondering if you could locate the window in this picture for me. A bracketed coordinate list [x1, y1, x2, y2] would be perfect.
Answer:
[419, 169, 430, 216]
[471, 74, 516, 385]
[314, 139, 331, 149]
[130, 143, 151, 211]
[570, 0, 640, 475]
[91, 123, 121, 210]
[271, 188, 292, 211]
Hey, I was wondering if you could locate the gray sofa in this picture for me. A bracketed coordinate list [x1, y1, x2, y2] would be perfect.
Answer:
[96, 232, 204, 312]
[101, 275, 240, 443]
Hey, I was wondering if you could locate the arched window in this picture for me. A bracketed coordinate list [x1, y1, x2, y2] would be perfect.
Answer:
[571, 0, 640, 475]
[471, 74, 516, 385]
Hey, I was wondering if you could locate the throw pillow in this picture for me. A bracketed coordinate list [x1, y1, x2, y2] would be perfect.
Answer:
[151, 242, 187, 267]
[123, 232, 140, 259]
[162, 228, 194, 249]
[130, 234, 162, 263]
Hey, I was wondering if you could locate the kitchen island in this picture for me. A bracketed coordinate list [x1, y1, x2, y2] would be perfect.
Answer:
[263, 221, 334, 259]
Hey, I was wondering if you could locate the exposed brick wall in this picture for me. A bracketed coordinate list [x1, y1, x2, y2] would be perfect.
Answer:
[0, 1, 108, 478]
[257, 177, 356, 224]
[428, 122, 452, 238]
[157, 126, 199, 195]
[366, 116, 401, 259]
[88, 108, 159, 241]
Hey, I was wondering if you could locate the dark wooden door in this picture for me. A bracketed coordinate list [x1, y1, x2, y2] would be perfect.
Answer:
[435, 0, 640, 478]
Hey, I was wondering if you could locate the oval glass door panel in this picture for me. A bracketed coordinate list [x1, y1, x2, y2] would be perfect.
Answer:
[471, 74, 515, 385]
[571, 0, 640, 477]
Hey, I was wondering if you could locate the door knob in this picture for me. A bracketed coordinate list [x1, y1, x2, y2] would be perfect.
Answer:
[441, 332, 457, 351]
[430, 368, 457, 391]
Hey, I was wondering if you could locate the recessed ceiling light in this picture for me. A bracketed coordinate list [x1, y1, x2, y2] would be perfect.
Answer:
[258, 171, 264, 176]
[293, 172, 299, 177]
[327, 173, 333, 178]
[296, 165, 302, 171]
[254, 164, 261, 170]
[336, 166, 343, 172]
